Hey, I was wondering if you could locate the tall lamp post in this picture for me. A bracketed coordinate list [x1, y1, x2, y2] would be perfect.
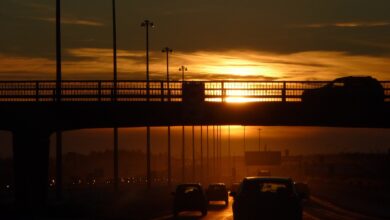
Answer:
[112, 0, 119, 193]
[200, 126, 203, 183]
[141, 20, 154, 101]
[55, 0, 63, 201]
[56, 0, 62, 102]
[228, 126, 231, 180]
[162, 47, 172, 186]
[192, 126, 195, 181]
[141, 19, 154, 189]
[162, 47, 173, 101]
[179, 65, 187, 182]
[258, 128, 262, 152]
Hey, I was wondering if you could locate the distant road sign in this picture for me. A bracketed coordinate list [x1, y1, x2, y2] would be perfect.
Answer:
[245, 151, 282, 165]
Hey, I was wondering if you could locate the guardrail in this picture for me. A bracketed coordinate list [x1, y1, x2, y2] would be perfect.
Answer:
[0, 80, 388, 102]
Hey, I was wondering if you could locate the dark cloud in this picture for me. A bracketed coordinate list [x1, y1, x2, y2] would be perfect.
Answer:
[1, 0, 390, 60]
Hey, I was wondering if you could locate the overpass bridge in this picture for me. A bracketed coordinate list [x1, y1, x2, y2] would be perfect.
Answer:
[0, 79, 389, 212]
[1, 80, 389, 130]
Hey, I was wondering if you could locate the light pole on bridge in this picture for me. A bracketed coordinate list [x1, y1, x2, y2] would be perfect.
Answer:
[162, 47, 173, 100]
[55, 0, 63, 201]
[141, 19, 154, 101]
[180, 65, 187, 182]
[112, 0, 120, 193]
[162, 47, 173, 186]
[192, 126, 195, 181]
[141, 19, 154, 189]
[258, 128, 262, 152]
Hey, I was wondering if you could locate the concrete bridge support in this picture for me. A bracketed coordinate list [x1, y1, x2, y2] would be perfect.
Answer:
[12, 129, 50, 216]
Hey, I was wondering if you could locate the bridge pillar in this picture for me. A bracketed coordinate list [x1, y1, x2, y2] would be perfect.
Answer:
[12, 129, 50, 216]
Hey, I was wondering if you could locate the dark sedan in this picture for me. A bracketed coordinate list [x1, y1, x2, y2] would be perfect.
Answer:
[231, 177, 302, 220]
[172, 183, 208, 217]
[206, 183, 229, 206]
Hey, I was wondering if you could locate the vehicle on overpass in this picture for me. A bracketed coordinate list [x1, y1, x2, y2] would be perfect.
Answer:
[206, 183, 229, 206]
[230, 177, 302, 220]
[301, 76, 384, 105]
[172, 183, 208, 217]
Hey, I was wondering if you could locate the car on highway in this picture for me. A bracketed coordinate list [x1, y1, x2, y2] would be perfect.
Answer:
[206, 183, 229, 206]
[301, 76, 384, 105]
[231, 177, 302, 220]
[172, 183, 208, 217]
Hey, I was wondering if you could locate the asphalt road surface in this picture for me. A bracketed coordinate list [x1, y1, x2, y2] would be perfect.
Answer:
[153, 196, 382, 220]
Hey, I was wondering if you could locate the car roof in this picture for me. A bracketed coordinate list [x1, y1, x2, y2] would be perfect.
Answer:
[243, 177, 293, 182]
[334, 76, 377, 82]
[176, 183, 202, 187]
[208, 183, 226, 186]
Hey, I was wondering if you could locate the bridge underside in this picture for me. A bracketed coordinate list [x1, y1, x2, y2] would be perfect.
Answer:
[0, 102, 389, 132]
[1, 101, 389, 216]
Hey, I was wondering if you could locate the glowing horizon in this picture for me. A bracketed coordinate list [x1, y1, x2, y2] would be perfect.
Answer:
[1, 49, 390, 81]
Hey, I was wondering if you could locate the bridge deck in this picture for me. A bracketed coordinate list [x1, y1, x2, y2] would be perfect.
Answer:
[0, 80, 389, 102]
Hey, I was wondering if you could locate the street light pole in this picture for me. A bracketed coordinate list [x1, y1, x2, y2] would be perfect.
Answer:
[200, 126, 203, 183]
[179, 65, 187, 183]
[141, 20, 154, 101]
[55, 0, 63, 201]
[206, 126, 209, 183]
[228, 126, 231, 180]
[182, 126, 185, 182]
[258, 128, 262, 152]
[112, 0, 119, 193]
[192, 126, 195, 181]
[243, 126, 246, 152]
[162, 47, 173, 101]
[213, 125, 216, 180]
[141, 19, 154, 189]
[56, 0, 61, 102]
[162, 47, 173, 186]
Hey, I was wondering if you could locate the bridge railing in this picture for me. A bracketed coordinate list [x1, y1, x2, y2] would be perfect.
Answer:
[0, 80, 389, 102]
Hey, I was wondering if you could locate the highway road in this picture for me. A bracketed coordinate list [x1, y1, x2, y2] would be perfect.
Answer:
[153, 196, 381, 220]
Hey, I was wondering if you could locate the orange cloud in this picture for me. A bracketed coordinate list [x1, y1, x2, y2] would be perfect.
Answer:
[295, 21, 390, 28]
[1, 49, 390, 81]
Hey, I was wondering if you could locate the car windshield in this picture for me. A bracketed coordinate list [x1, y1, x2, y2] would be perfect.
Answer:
[208, 185, 225, 190]
[242, 180, 291, 194]
[177, 186, 200, 194]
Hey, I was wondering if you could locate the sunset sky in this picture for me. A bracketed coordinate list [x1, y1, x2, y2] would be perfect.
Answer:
[1, 0, 390, 80]
[0, 0, 390, 158]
